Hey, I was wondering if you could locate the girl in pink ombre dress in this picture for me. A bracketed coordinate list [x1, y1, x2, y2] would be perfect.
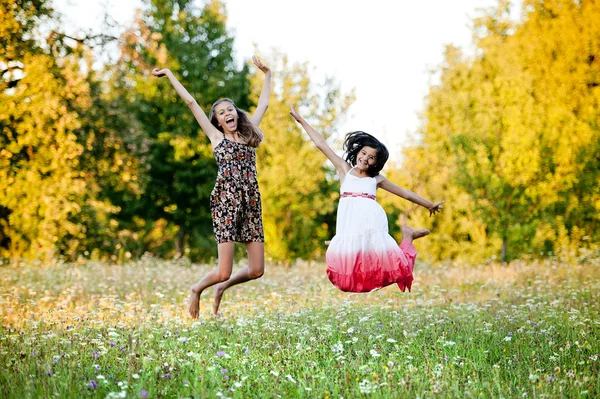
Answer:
[290, 105, 444, 293]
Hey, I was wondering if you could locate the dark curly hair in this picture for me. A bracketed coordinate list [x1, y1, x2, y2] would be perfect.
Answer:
[209, 98, 263, 148]
[343, 131, 389, 177]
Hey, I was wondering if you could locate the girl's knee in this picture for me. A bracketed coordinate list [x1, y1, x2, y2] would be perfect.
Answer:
[217, 270, 231, 282]
[248, 268, 264, 280]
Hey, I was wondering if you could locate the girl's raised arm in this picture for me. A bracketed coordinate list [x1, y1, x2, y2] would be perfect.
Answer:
[290, 104, 350, 176]
[152, 67, 221, 145]
[250, 56, 271, 127]
[377, 176, 444, 217]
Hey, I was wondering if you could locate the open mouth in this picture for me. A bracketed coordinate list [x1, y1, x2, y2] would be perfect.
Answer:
[225, 117, 236, 128]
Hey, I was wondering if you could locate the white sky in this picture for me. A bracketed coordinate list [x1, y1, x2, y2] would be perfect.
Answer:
[53, 0, 519, 160]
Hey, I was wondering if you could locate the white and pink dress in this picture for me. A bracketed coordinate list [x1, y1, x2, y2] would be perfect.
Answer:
[325, 168, 417, 293]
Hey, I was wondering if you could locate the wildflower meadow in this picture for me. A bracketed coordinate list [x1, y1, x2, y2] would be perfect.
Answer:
[1, 252, 598, 398]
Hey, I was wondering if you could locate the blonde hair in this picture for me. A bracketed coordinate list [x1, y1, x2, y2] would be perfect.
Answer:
[209, 98, 263, 148]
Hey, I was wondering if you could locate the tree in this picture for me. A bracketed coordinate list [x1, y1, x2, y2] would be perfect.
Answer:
[1, 0, 54, 87]
[0, 0, 93, 260]
[404, 0, 600, 262]
[58, 50, 149, 261]
[1, 0, 151, 262]
[251, 51, 354, 261]
[0, 53, 89, 260]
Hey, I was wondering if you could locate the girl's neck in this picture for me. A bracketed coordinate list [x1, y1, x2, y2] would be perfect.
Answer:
[352, 167, 370, 178]
[224, 131, 241, 141]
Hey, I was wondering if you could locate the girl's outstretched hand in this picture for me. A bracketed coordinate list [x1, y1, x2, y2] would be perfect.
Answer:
[152, 68, 170, 77]
[429, 201, 444, 216]
[289, 104, 302, 123]
[252, 56, 270, 74]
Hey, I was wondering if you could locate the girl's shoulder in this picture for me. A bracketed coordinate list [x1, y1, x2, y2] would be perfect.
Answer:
[338, 163, 353, 179]
[375, 174, 387, 183]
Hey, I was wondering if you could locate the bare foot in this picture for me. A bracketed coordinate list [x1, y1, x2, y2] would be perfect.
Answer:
[212, 283, 226, 317]
[188, 288, 201, 318]
[401, 225, 430, 241]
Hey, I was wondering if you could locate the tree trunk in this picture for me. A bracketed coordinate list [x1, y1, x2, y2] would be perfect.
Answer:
[175, 227, 185, 258]
[501, 236, 507, 263]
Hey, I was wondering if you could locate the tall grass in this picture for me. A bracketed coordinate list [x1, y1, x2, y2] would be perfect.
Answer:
[1, 253, 599, 398]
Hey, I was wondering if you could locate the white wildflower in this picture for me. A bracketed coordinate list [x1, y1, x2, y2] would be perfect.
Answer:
[332, 342, 344, 354]
[359, 379, 376, 394]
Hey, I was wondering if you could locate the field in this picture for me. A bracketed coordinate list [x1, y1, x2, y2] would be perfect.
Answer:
[1, 252, 599, 398]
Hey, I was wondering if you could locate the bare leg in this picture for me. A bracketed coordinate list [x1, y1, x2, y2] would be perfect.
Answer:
[187, 242, 234, 318]
[213, 241, 264, 316]
[401, 225, 430, 242]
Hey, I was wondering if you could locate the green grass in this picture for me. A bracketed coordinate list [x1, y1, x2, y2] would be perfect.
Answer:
[1, 253, 599, 398]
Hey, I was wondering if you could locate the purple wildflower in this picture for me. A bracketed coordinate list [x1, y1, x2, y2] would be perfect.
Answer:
[221, 368, 228, 374]
[88, 380, 98, 389]
[140, 389, 149, 398]
[216, 351, 225, 357]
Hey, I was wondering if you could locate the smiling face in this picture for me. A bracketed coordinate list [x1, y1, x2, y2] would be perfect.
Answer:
[355, 146, 378, 171]
[214, 101, 238, 133]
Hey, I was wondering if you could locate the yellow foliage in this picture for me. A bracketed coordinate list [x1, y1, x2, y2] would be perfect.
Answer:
[250, 51, 354, 261]
[401, 0, 600, 261]
[0, 53, 90, 260]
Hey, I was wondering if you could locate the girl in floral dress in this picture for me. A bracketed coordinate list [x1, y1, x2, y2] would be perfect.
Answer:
[290, 105, 443, 293]
[152, 56, 271, 317]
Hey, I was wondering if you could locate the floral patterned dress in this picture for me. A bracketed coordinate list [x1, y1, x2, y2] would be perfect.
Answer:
[210, 137, 264, 244]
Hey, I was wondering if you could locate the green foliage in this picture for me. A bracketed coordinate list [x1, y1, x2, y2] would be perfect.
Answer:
[0, 0, 352, 263]
[58, 53, 149, 261]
